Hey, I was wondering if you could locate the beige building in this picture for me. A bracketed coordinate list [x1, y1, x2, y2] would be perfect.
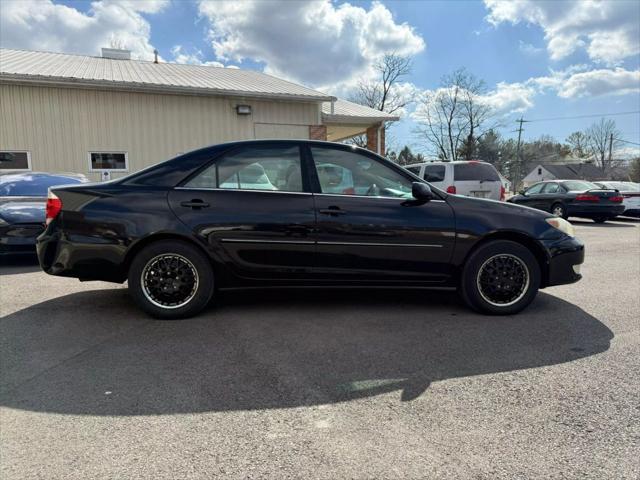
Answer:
[0, 48, 396, 181]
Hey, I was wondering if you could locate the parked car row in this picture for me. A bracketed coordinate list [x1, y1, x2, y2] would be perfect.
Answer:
[507, 180, 625, 223]
[0, 172, 88, 255]
[593, 181, 640, 218]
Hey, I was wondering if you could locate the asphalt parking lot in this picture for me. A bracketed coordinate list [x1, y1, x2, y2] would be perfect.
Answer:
[1, 219, 639, 479]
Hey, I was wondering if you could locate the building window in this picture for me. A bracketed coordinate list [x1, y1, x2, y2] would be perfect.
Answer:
[89, 152, 128, 172]
[538, 167, 542, 175]
[0, 151, 31, 171]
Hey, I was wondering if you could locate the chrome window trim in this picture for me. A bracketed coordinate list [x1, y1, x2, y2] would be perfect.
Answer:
[175, 186, 312, 195]
[312, 193, 447, 202]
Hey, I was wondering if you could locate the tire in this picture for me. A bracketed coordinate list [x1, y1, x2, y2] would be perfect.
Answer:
[460, 240, 541, 315]
[550, 202, 567, 219]
[128, 240, 214, 319]
[593, 217, 607, 224]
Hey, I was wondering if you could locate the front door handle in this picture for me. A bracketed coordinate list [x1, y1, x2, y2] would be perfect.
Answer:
[180, 199, 210, 209]
[319, 206, 347, 216]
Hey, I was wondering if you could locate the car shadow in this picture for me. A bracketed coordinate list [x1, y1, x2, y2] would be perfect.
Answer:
[0, 288, 613, 416]
[0, 253, 41, 274]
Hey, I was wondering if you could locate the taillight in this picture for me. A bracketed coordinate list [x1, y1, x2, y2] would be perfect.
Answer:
[45, 190, 62, 225]
[500, 185, 506, 201]
[610, 195, 623, 203]
[575, 194, 600, 202]
[446, 185, 457, 194]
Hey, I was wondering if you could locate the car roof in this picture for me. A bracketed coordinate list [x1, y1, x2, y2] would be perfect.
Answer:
[405, 160, 492, 167]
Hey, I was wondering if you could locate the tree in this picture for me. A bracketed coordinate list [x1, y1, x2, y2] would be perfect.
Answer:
[413, 68, 495, 161]
[565, 131, 590, 159]
[348, 54, 414, 149]
[585, 118, 622, 173]
[630, 157, 640, 182]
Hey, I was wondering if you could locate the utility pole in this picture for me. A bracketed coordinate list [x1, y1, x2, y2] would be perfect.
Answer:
[513, 117, 527, 193]
[607, 133, 613, 173]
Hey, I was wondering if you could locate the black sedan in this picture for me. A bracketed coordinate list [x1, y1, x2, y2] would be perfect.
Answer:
[37, 140, 584, 319]
[0, 172, 87, 255]
[508, 180, 625, 223]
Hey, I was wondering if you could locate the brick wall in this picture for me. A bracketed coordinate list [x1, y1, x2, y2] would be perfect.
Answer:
[366, 123, 385, 155]
[309, 125, 327, 141]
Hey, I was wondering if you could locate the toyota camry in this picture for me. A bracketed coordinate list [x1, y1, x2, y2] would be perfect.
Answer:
[37, 140, 584, 319]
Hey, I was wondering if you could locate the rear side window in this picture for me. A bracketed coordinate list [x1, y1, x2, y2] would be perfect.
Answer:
[542, 183, 560, 193]
[185, 145, 303, 192]
[405, 166, 421, 175]
[423, 165, 445, 182]
[453, 163, 499, 181]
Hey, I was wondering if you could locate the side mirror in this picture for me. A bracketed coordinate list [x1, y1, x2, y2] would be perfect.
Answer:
[412, 182, 434, 202]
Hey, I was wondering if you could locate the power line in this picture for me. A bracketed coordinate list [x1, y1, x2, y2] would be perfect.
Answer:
[618, 138, 640, 146]
[525, 111, 640, 122]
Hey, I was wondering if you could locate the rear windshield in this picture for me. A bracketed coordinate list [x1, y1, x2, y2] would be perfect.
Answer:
[423, 165, 446, 182]
[453, 163, 500, 181]
[562, 180, 598, 192]
[0, 175, 83, 196]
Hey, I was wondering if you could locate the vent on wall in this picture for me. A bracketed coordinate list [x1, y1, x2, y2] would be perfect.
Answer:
[101, 48, 131, 60]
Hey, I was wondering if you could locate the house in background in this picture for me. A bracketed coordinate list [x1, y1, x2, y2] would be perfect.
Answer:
[522, 163, 616, 187]
[0, 48, 396, 180]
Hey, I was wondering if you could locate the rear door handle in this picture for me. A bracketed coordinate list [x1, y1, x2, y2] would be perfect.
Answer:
[180, 199, 210, 209]
[319, 207, 347, 216]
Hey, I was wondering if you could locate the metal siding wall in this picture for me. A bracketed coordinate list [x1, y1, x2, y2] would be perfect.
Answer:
[0, 84, 319, 180]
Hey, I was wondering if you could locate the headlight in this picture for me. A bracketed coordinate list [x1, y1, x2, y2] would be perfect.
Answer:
[546, 217, 575, 237]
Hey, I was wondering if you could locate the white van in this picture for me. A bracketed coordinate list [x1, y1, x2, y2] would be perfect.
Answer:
[405, 161, 505, 201]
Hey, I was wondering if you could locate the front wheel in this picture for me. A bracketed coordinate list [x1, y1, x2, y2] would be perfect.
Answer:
[551, 203, 567, 219]
[128, 240, 214, 319]
[460, 240, 541, 315]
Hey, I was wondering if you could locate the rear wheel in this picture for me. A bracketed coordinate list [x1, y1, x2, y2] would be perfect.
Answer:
[128, 240, 214, 319]
[461, 240, 541, 315]
[593, 217, 607, 223]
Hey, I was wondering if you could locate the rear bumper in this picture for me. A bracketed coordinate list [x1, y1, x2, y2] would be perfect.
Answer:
[36, 229, 126, 282]
[566, 204, 625, 218]
[540, 235, 584, 287]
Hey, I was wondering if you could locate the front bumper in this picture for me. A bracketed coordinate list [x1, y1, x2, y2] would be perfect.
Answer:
[541, 235, 585, 287]
[0, 223, 44, 255]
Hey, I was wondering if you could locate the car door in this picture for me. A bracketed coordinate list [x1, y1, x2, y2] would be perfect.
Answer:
[168, 143, 317, 280]
[538, 182, 562, 212]
[307, 145, 456, 284]
[516, 182, 546, 209]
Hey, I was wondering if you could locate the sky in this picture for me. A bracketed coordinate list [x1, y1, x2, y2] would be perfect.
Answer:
[1, 0, 639, 157]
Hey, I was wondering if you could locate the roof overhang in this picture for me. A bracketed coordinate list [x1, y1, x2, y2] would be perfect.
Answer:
[0, 74, 336, 103]
[322, 113, 399, 124]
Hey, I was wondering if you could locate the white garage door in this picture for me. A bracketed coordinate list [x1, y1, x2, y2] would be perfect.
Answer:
[254, 123, 309, 139]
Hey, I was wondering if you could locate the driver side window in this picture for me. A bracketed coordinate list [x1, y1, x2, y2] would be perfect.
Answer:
[525, 183, 545, 195]
[310, 147, 413, 198]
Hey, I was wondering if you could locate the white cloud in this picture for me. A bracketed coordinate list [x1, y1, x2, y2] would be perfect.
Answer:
[518, 40, 543, 55]
[532, 67, 640, 98]
[170, 45, 225, 67]
[0, 0, 169, 60]
[480, 82, 537, 115]
[484, 0, 640, 65]
[197, 0, 425, 90]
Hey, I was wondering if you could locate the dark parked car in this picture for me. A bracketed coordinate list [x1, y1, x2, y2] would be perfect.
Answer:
[37, 140, 584, 319]
[593, 181, 640, 218]
[508, 180, 625, 223]
[0, 172, 88, 255]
